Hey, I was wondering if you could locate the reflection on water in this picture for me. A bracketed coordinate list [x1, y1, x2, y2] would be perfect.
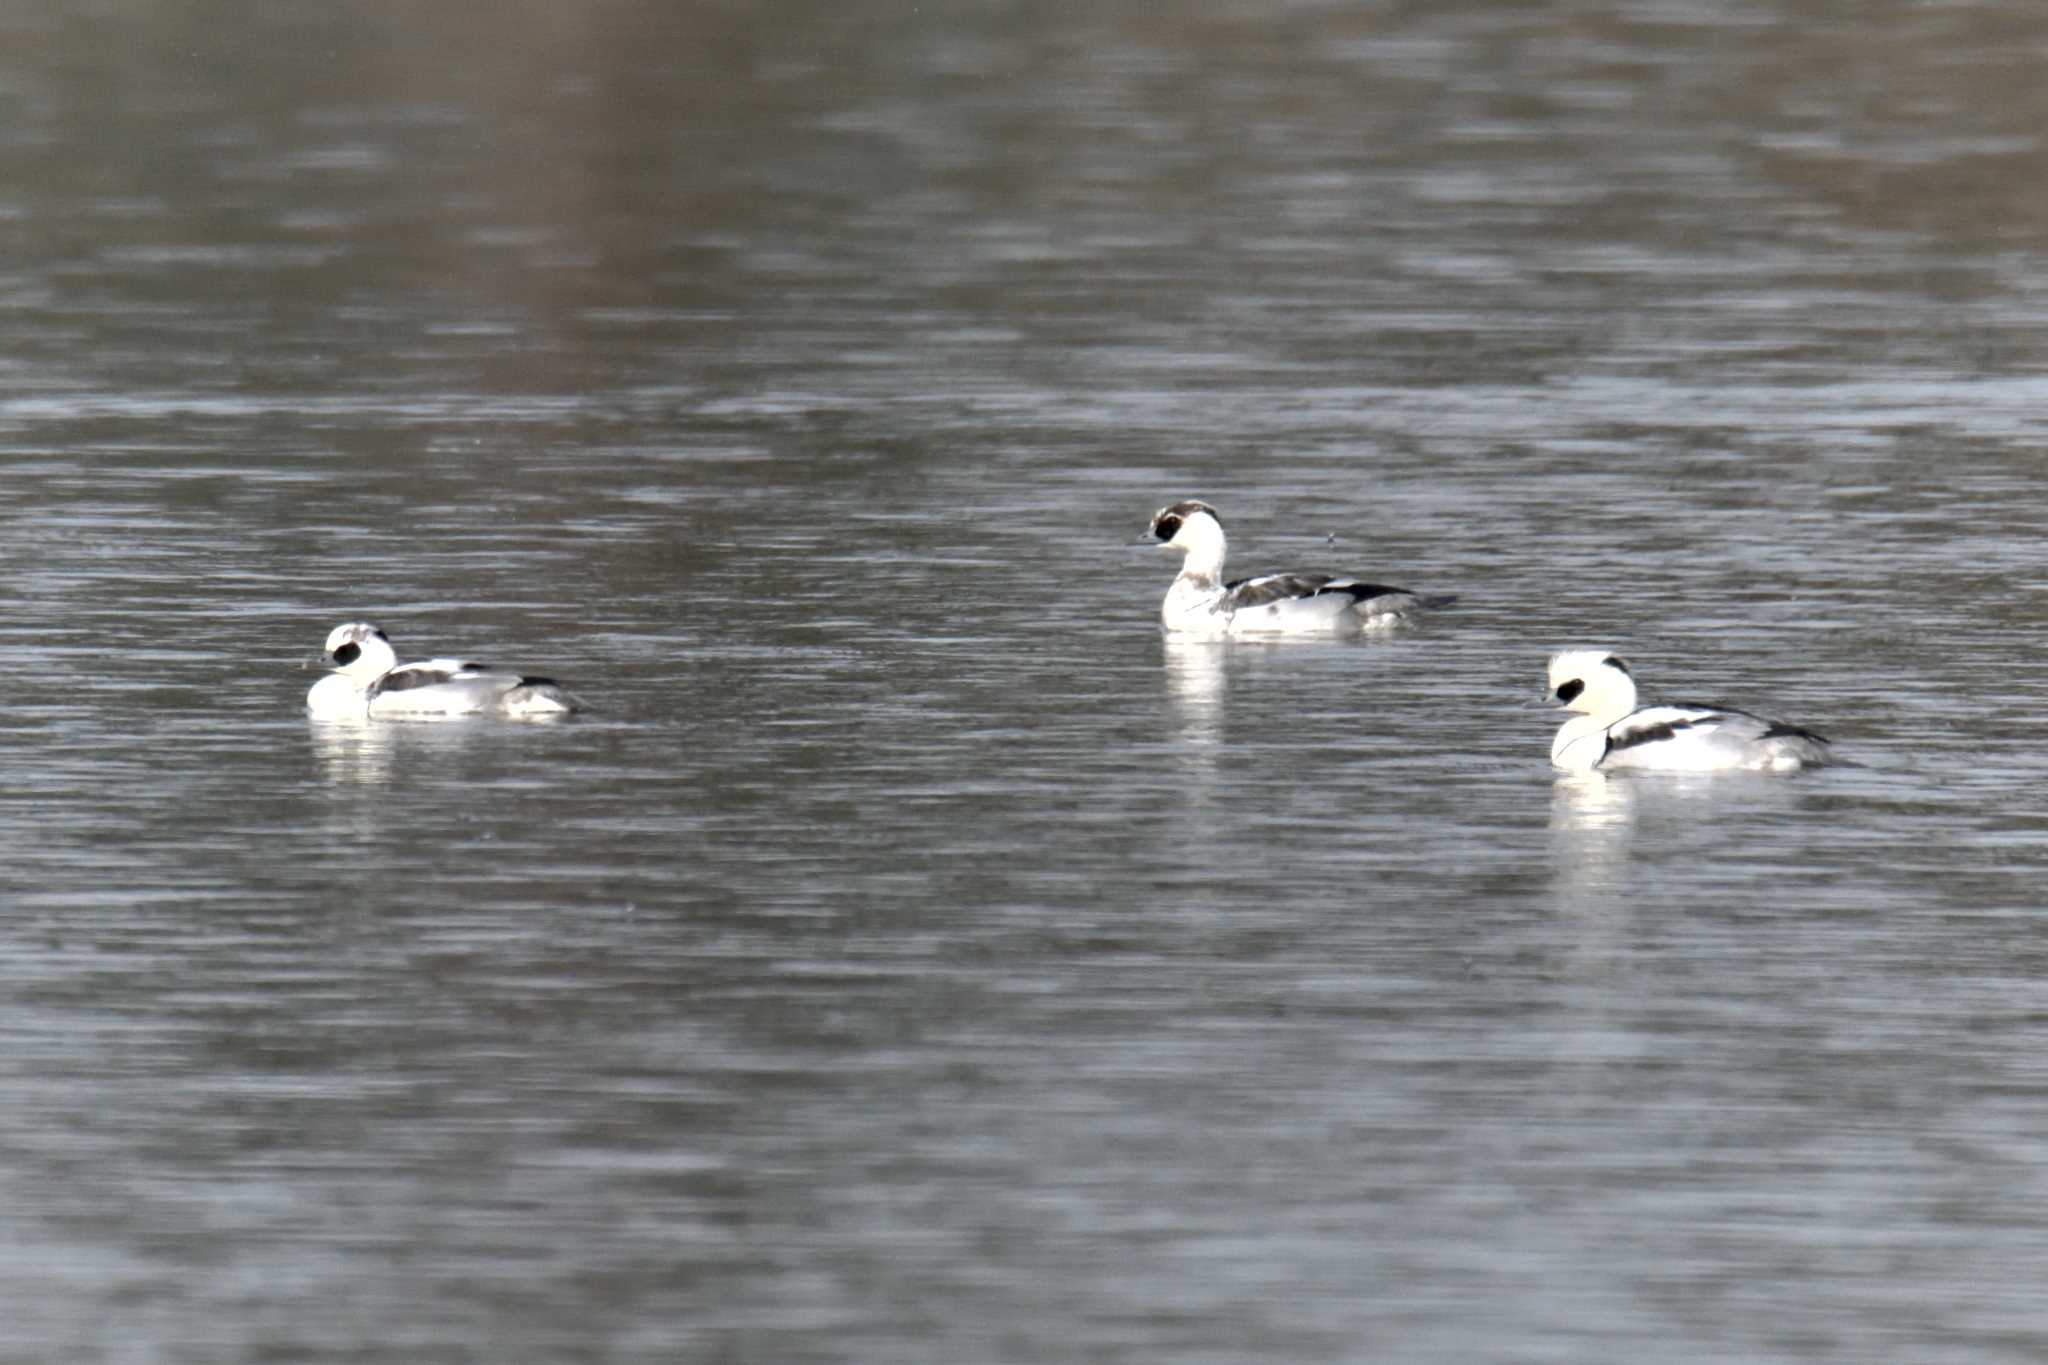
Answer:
[1546, 772, 1637, 990]
[1159, 636, 1227, 845]
[1548, 769, 1637, 828]
[1548, 768, 1638, 876]
[1161, 635, 1225, 748]
[308, 715, 397, 787]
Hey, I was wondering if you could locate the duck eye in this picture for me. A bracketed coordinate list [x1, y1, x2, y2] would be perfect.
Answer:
[1153, 516, 1180, 541]
[1554, 679, 1584, 704]
[333, 643, 361, 666]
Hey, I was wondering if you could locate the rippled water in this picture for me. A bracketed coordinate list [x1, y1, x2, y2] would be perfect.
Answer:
[7, 2, 2048, 1360]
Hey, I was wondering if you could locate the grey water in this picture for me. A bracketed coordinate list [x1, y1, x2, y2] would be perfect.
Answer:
[5, 2, 2048, 1360]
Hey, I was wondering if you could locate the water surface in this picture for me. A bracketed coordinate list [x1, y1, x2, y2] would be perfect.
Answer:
[5, 3, 2048, 1361]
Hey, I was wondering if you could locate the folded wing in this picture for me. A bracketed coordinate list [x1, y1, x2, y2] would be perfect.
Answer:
[1223, 573, 1416, 610]
[370, 658, 576, 715]
[1603, 703, 1828, 771]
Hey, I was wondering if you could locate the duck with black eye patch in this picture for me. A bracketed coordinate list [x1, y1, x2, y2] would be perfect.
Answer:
[1546, 650, 1830, 774]
[307, 622, 579, 719]
[1143, 499, 1454, 637]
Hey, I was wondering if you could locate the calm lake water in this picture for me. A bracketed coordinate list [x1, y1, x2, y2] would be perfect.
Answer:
[6, 2, 2048, 1360]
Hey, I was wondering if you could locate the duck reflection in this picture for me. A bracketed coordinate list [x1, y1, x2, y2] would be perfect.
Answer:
[1548, 771, 1638, 904]
[1544, 772, 1640, 982]
[308, 713, 399, 787]
[1158, 635, 1229, 855]
[1161, 635, 1225, 751]
[1549, 770, 1637, 836]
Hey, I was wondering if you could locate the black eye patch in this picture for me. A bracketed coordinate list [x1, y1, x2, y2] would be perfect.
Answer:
[1153, 515, 1181, 541]
[1554, 679, 1585, 704]
[332, 643, 361, 666]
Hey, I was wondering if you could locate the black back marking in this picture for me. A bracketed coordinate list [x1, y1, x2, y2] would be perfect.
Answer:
[1224, 573, 1409, 609]
[377, 663, 476, 694]
[375, 669, 440, 694]
[1333, 582, 1409, 604]
[1608, 714, 1723, 752]
[1760, 721, 1828, 745]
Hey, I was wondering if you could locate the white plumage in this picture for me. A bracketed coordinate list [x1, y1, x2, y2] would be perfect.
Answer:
[1547, 650, 1829, 774]
[1146, 500, 1452, 637]
[307, 622, 579, 719]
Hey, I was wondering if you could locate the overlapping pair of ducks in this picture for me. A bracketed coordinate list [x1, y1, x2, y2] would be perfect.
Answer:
[1146, 499, 1828, 775]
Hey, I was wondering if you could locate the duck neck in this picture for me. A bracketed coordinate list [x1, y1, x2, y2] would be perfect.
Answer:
[1175, 528, 1227, 588]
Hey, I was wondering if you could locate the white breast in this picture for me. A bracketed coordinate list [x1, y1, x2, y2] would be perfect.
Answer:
[306, 673, 372, 718]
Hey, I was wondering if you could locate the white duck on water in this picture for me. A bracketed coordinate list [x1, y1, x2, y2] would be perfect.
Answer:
[1145, 500, 1453, 636]
[307, 622, 579, 719]
[1547, 650, 1829, 774]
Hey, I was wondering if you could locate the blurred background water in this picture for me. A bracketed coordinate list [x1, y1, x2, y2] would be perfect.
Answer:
[5, 1, 2048, 1360]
